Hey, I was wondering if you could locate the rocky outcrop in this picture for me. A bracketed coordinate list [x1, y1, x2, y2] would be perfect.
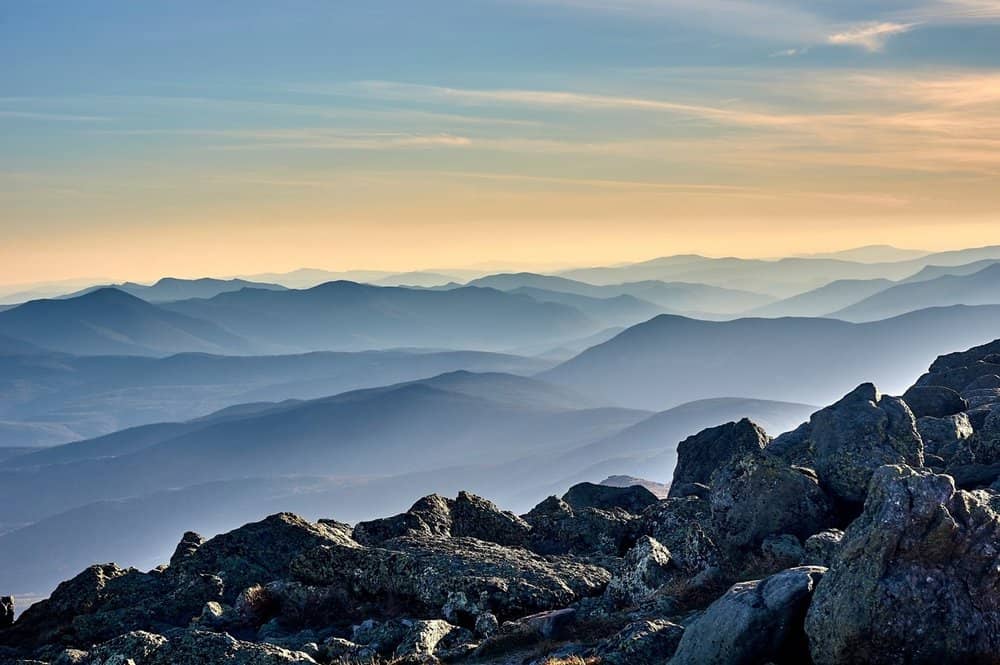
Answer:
[670, 566, 825, 665]
[810, 384, 923, 505]
[5, 338, 1000, 665]
[523, 495, 638, 556]
[805, 465, 1000, 664]
[669, 419, 769, 497]
[353, 492, 531, 548]
[290, 535, 611, 622]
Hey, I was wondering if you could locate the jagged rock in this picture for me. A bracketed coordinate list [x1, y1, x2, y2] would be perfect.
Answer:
[670, 566, 825, 665]
[801, 530, 843, 568]
[916, 413, 973, 459]
[84, 630, 168, 664]
[902, 385, 967, 418]
[353, 492, 531, 548]
[6, 564, 223, 649]
[171, 513, 356, 603]
[1, 596, 13, 628]
[147, 630, 317, 664]
[290, 536, 611, 622]
[52, 648, 88, 664]
[639, 497, 720, 593]
[810, 384, 923, 505]
[805, 465, 1000, 664]
[709, 451, 835, 555]
[524, 496, 637, 556]
[669, 419, 770, 497]
[168, 532, 205, 567]
[562, 482, 659, 514]
[598, 619, 684, 665]
[605, 536, 673, 606]
[245, 580, 348, 629]
[394, 619, 469, 658]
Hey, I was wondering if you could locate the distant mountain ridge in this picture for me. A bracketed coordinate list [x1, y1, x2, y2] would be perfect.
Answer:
[543, 304, 1000, 409]
[0, 288, 252, 357]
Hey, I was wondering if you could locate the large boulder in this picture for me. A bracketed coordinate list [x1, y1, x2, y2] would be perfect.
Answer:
[902, 385, 967, 419]
[709, 451, 835, 556]
[810, 384, 923, 505]
[149, 629, 317, 664]
[669, 419, 770, 497]
[805, 465, 1000, 664]
[669, 566, 825, 665]
[172, 513, 357, 603]
[290, 535, 611, 622]
[561, 482, 659, 514]
[524, 496, 637, 556]
[354, 492, 531, 548]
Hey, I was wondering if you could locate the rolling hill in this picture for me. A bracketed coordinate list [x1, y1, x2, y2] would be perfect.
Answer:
[0, 288, 252, 356]
[542, 305, 1000, 410]
[0, 349, 552, 446]
[161, 281, 598, 353]
[831, 263, 1000, 321]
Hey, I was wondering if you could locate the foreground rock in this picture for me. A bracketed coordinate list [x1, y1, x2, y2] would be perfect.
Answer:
[805, 465, 1000, 664]
[669, 419, 769, 497]
[671, 566, 825, 665]
[810, 384, 923, 505]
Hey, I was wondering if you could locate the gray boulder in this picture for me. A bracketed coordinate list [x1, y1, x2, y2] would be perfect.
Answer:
[524, 496, 637, 556]
[669, 419, 770, 497]
[709, 451, 835, 555]
[805, 465, 1000, 664]
[561, 482, 659, 514]
[902, 385, 967, 418]
[810, 384, 923, 505]
[670, 566, 825, 665]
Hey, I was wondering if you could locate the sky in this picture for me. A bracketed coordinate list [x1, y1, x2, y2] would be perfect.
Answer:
[3, 0, 1000, 284]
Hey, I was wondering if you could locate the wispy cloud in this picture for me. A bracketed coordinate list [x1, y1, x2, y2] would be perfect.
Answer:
[0, 110, 109, 122]
[827, 22, 917, 51]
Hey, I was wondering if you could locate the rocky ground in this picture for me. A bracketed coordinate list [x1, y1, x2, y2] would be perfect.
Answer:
[3, 340, 1000, 665]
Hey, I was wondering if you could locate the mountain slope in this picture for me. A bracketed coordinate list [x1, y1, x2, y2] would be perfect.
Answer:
[0, 349, 552, 446]
[747, 279, 894, 317]
[509, 287, 664, 327]
[0, 288, 252, 356]
[542, 305, 1000, 410]
[0, 372, 649, 524]
[161, 281, 597, 352]
[831, 263, 1000, 321]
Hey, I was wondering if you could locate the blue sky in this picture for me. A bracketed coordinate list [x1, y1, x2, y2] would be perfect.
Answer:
[3, 1, 1000, 283]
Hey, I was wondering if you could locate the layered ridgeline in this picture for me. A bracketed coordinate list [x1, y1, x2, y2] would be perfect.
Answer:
[3, 340, 1000, 664]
